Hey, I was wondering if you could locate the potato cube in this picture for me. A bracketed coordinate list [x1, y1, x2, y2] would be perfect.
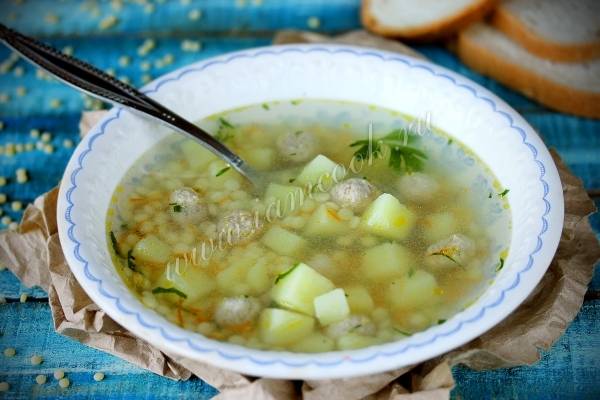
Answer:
[336, 333, 379, 350]
[261, 226, 307, 256]
[156, 263, 215, 302]
[314, 288, 350, 326]
[304, 204, 347, 237]
[421, 211, 457, 243]
[258, 308, 315, 346]
[360, 193, 415, 240]
[132, 235, 171, 264]
[271, 263, 335, 315]
[245, 148, 275, 171]
[181, 140, 217, 170]
[246, 261, 271, 295]
[345, 286, 374, 314]
[388, 270, 439, 310]
[296, 154, 344, 188]
[361, 242, 414, 281]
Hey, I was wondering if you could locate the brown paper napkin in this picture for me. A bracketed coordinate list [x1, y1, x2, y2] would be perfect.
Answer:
[1, 32, 599, 399]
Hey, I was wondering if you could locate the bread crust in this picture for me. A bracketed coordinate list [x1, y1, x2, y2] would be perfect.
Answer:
[361, 0, 497, 41]
[457, 30, 600, 119]
[492, 5, 600, 62]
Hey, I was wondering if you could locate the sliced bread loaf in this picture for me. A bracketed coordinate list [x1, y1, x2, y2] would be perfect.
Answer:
[457, 23, 600, 118]
[492, 0, 600, 62]
[361, 0, 497, 41]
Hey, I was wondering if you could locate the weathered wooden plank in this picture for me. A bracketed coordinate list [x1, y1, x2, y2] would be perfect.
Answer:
[1, 0, 360, 37]
[452, 299, 600, 399]
[0, 302, 218, 399]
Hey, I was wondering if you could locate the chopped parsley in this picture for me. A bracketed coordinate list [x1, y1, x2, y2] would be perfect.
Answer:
[288, 178, 296, 183]
[215, 117, 236, 142]
[393, 328, 412, 336]
[498, 189, 510, 198]
[496, 257, 505, 272]
[169, 202, 182, 212]
[215, 166, 231, 177]
[488, 192, 492, 199]
[152, 287, 188, 299]
[127, 249, 136, 271]
[294, 130, 303, 136]
[261, 103, 270, 110]
[437, 319, 447, 325]
[290, 99, 301, 106]
[431, 251, 462, 267]
[109, 231, 122, 257]
[447, 138, 453, 145]
[350, 128, 427, 174]
[275, 263, 299, 284]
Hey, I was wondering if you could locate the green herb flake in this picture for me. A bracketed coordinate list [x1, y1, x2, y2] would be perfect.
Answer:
[275, 263, 299, 284]
[437, 319, 447, 325]
[261, 103, 270, 110]
[350, 128, 427, 175]
[447, 138, 453, 145]
[127, 249, 136, 271]
[496, 257, 505, 272]
[215, 166, 231, 177]
[169, 202, 183, 212]
[215, 117, 236, 142]
[430, 251, 462, 267]
[288, 178, 296, 183]
[294, 130, 303, 136]
[109, 231, 122, 257]
[152, 287, 187, 299]
[290, 99, 301, 106]
[393, 327, 412, 336]
[498, 189, 510, 198]
[408, 268, 415, 277]
[218, 117, 234, 129]
[488, 192, 492, 199]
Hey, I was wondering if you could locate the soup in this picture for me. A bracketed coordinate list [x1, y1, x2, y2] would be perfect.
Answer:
[107, 100, 511, 352]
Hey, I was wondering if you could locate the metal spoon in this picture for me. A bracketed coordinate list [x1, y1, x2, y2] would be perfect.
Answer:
[0, 24, 261, 187]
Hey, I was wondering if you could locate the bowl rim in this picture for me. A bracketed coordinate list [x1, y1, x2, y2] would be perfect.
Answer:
[57, 44, 564, 379]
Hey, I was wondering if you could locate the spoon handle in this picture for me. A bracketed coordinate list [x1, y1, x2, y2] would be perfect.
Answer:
[0, 24, 257, 183]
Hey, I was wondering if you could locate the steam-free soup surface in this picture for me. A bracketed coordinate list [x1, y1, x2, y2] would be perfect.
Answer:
[107, 100, 510, 352]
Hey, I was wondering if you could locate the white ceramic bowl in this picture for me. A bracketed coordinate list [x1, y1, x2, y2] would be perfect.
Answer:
[57, 44, 563, 380]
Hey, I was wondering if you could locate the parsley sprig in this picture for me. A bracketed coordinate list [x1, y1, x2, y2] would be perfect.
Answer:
[350, 129, 427, 174]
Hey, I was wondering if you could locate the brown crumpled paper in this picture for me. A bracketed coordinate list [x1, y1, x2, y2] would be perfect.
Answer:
[1, 31, 599, 399]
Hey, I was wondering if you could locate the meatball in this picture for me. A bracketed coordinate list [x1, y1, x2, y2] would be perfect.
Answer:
[330, 178, 376, 211]
[214, 296, 261, 327]
[425, 234, 475, 269]
[169, 187, 207, 223]
[276, 130, 318, 163]
[325, 315, 376, 338]
[397, 172, 439, 202]
[216, 210, 261, 245]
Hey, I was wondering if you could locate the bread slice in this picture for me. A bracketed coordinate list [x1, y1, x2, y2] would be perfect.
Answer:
[361, 0, 497, 41]
[492, 0, 600, 62]
[457, 24, 600, 118]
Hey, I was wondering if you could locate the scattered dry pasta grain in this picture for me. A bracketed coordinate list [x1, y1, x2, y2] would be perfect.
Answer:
[30, 355, 43, 365]
[35, 374, 47, 385]
[0, 177, 6, 186]
[188, 9, 201, 20]
[19, 293, 28, 303]
[13, 66, 24, 77]
[4, 348, 16, 357]
[62, 46, 74, 56]
[0, 381, 8, 392]
[307, 16, 320, 29]
[40, 132, 51, 143]
[93, 372, 105, 382]
[63, 139, 74, 148]
[16, 86, 26, 96]
[49, 98, 62, 109]
[11, 201, 22, 211]
[53, 369, 64, 380]
[58, 377, 70, 388]
[30, 129, 40, 138]
[1, 216, 11, 225]
[8, 222, 18, 231]
[118, 55, 130, 67]
[99, 15, 118, 30]
[43, 144, 55, 154]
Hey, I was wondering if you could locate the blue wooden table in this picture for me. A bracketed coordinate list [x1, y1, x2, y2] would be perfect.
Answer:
[0, 1, 598, 399]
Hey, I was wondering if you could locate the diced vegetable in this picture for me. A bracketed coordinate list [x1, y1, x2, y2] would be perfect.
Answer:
[296, 154, 344, 187]
[421, 211, 457, 243]
[388, 270, 438, 310]
[361, 242, 414, 281]
[217, 256, 256, 295]
[337, 333, 379, 350]
[304, 204, 347, 237]
[271, 263, 335, 315]
[264, 182, 305, 216]
[261, 226, 307, 256]
[360, 193, 415, 240]
[132, 235, 171, 264]
[181, 140, 217, 170]
[345, 286, 374, 314]
[290, 332, 335, 353]
[156, 264, 215, 302]
[258, 308, 315, 346]
[246, 261, 271, 294]
[245, 148, 275, 170]
[314, 288, 350, 326]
